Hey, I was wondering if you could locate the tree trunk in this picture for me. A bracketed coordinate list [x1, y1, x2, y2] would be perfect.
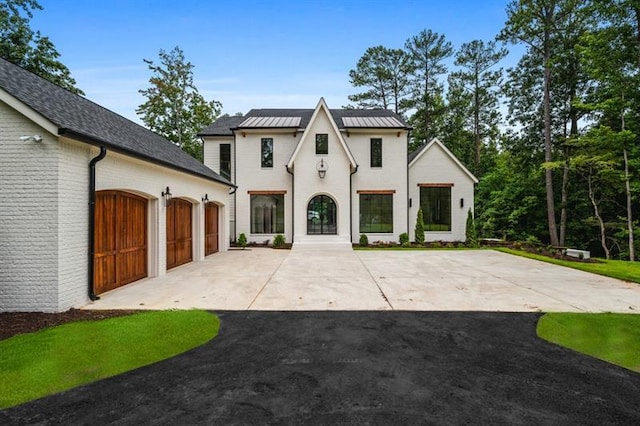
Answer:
[623, 147, 635, 261]
[474, 71, 481, 169]
[560, 148, 570, 247]
[588, 172, 610, 260]
[543, 29, 559, 247]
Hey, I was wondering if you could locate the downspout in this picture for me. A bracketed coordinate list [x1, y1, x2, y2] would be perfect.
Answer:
[349, 165, 359, 243]
[88, 146, 107, 301]
[406, 130, 411, 238]
[286, 165, 294, 243]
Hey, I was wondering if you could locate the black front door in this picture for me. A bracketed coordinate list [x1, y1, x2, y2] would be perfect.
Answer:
[307, 195, 337, 235]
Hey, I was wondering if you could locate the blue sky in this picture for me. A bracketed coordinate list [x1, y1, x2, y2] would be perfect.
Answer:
[33, 0, 517, 123]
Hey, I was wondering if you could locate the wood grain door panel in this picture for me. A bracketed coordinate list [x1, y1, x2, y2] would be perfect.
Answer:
[166, 198, 192, 269]
[205, 203, 219, 256]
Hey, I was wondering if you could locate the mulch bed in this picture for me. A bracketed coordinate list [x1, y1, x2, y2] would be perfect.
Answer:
[0, 309, 142, 341]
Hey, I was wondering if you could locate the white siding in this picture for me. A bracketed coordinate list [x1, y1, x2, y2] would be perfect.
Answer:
[203, 136, 235, 235]
[347, 131, 409, 243]
[408, 141, 475, 242]
[0, 101, 59, 311]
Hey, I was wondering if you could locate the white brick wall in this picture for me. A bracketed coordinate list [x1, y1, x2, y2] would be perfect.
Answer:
[0, 101, 60, 311]
[347, 131, 409, 243]
[408, 141, 476, 242]
[1, 99, 232, 312]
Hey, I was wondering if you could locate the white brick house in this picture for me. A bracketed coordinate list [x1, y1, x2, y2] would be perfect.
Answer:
[200, 98, 477, 246]
[0, 58, 233, 312]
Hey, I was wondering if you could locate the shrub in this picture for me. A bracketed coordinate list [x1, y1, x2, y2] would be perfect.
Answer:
[415, 208, 425, 245]
[465, 209, 478, 247]
[237, 233, 247, 249]
[399, 232, 410, 247]
[359, 234, 369, 247]
[272, 234, 285, 248]
[513, 241, 522, 250]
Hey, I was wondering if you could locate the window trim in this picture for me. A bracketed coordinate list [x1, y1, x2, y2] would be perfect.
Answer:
[315, 133, 328, 155]
[219, 143, 231, 180]
[249, 192, 285, 234]
[370, 138, 382, 168]
[261, 137, 273, 168]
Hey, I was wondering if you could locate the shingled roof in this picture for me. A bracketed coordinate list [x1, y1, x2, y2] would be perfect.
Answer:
[198, 107, 410, 136]
[0, 58, 231, 187]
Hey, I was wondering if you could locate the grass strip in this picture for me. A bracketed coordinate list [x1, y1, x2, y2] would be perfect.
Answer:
[537, 313, 640, 372]
[0, 310, 218, 408]
[496, 247, 640, 284]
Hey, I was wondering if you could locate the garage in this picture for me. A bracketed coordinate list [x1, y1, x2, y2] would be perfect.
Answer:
[205, 203, 219, 256]
[94, 191, 148, 294]
[167, 198, 193, 269]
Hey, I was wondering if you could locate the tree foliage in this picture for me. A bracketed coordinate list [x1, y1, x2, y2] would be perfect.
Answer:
[0, 0, 83, 94]
[137, 46, 221, 161]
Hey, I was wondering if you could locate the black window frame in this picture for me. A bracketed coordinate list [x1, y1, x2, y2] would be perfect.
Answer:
[261, 138, 273, 168]
[419, 186, 452, 232]
[359, 193, 393, 233]
[250, 193, 285, 234]
[220, 143, 231, 180]
[315, 134, 328, 155]
[370, 138, 382, 168]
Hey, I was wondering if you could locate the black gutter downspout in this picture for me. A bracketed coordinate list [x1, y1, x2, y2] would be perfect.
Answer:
[349, 165, 359, 243]
[407, 130, 411, 238]
[88, 146, 107, 301]
[286, 165, 294, 243]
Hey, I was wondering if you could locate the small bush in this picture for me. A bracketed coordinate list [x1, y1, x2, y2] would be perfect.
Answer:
[399, 232, 410, 247]
[513, 241, 522, 250]
[272, 234, 285, 248]
[465, 209, 479, 247]
[237, 233, 247, 249]
[525, 235, 541, 247]
[415, 208, 425, 245]
[359, 234, 369, 247]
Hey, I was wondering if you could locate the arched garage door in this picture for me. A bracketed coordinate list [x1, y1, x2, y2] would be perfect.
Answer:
[94, 191, 148, 294]
[167, 198, 193, 269]
[205, 203, 219, 256]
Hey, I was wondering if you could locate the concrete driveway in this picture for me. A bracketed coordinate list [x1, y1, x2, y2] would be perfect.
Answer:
[84, 246, 640, 312]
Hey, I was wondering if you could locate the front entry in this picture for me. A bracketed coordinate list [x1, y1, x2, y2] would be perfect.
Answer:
[307, 195, 337, 235]
[166, 198, 193, 269]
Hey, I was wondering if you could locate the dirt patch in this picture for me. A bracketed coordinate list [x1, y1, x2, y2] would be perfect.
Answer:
[0, 309, 141, 341]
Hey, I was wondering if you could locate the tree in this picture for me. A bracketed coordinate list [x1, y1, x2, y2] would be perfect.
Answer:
[137, 46, 221, 161]
[499, 0, 586, 247]
[405, 29, 453, 144]
[348, 46, 413, 115]
[0, 0, 83, 94]
[449, 40, 507, 174]
[415, 207, 425, 244]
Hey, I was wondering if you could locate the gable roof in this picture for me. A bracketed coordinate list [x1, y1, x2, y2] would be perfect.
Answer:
[198, 106, 411, 135]
[0, 58, 232, 187]
[286, 98, 357, 169]
[408, 138, 479, 183]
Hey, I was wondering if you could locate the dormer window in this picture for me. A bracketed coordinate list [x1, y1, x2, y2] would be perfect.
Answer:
[316, 134, 328, 155]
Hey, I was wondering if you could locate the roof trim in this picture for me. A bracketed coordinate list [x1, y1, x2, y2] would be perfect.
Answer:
[408, 138, 479, 184]
[59, 128, 235, 187]
[0, 87, 58, 136]
[286, 98, 357, 169]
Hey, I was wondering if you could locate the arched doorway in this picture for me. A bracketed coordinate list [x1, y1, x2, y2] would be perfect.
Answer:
[166, 198, 193, 269]
[307, 195, 337, 235]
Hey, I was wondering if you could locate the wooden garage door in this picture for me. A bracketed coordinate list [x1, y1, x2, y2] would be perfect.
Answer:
[167, 198, 193, 269]
[94, 191, 147, 294]
[205, 203, 219, 256]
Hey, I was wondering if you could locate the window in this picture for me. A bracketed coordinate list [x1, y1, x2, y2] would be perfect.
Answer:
[315, 134, 328, 155]
[261, 138, 273, 168]
[420, 186, 451, 231]
[250, 194, 284, 234]
[220, 144, 231, 180]
[370, 138, 382, 167]
[359, 194, 393, 233]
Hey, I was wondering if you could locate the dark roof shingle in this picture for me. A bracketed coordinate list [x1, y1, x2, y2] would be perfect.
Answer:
[0, 58, 231, 186]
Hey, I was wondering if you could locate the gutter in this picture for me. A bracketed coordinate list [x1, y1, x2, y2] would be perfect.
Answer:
[286, 165, 294, 243]
[349, 165, 359, 243]
[88, 146, 107, 301]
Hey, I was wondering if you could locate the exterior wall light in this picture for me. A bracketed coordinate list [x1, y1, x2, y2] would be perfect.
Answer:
[316, 158, 328, 179]
[460, 198, 464, 208]
[20, 134, 43, 142]
[202, 193, 210, 204]
[162, 186, 172, 206]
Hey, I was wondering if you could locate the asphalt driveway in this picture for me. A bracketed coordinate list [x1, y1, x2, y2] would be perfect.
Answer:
[2, 311, 639, 424]
[85, 247, 640, 313]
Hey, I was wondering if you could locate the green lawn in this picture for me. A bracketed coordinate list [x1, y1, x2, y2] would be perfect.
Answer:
[0, 310, 218, 408]
[496, 247, 640, 284]
[537, 313, 640, 372]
